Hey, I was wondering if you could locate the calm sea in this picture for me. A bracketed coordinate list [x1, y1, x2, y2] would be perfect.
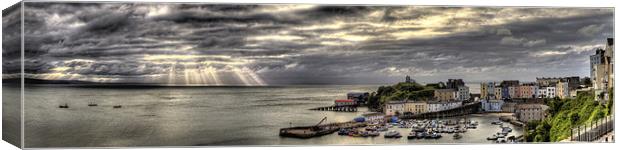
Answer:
[4, 84, 519, 147]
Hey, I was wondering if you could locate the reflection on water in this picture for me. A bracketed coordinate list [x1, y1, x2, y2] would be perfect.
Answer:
[21, 85, 519, 147]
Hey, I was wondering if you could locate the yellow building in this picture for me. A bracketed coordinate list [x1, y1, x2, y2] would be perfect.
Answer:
[404, 101, 427, 114]
[494, 87, 502, 100]
[434, 89, 456, 101]
[556, 80, 570, 99]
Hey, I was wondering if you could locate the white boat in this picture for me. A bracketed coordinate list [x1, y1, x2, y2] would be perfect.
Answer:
[384, 130, 402, 138]
[377, 126, 388, 132]
[491, 121, 503, 125]
[496, 133, 506, 138]
[502, 127, 512, 133]
[487, 135, 498, 140]
[367, 131, 380, 137]
[496, 137, 506, 143]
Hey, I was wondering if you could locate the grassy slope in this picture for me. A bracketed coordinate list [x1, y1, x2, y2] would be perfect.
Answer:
[528, 90, 613, 142]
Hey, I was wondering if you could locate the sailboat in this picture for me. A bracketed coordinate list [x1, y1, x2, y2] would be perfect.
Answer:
[88, 101, 98, 106]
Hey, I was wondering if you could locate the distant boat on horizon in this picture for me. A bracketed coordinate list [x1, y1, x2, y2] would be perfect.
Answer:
[88, 101, 98, 107]
[58, 103, 69, 108]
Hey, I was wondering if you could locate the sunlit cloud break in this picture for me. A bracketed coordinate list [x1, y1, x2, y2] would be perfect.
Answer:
[1, 3, 613, 85]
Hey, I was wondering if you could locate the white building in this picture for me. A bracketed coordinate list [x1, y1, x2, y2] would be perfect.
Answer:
[536, 88, 546, 98]
[427, 101, 461, 112]
[481, 99, 504, 112]
[456, 86, 470, 101]
[546, 86, 556, 98]
[384, 101, 405, 116]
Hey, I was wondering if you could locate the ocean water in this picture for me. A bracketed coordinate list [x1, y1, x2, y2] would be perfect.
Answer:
[10, 84, 520, 147]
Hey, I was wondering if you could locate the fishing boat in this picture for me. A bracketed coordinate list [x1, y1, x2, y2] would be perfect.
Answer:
[58, 103, 69, 108]
[113, 105, 122, 108]
[413, 131, 423, 139]
[487, 134, 498, 140]
[384, 130, 402, 138]
[376, 126, 388, 132]
[365, 126, 377, 131]
[502, 126, 513, 133]
[496, 137, 507, 143]
[88, 101, 98, 107]
[338, 129, 350, 135]
[446, 127, 455, 133]
[407, 132, 417, 139]
[491, 120, 503, 125]
[496, 132, 506, 138]
[428, 132, 442, 139]
[453, 133, 462, 139]
[367, 131, 380, 137]
[348, 131, 362, 137]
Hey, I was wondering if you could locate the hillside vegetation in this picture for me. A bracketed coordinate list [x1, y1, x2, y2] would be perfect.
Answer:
[367, 82, 436, 111]
[527, 89, 613, 142]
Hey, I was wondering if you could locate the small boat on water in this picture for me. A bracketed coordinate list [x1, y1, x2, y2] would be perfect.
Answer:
[407, 132, 417, 139]
[416, 131, 427, 139]
[58, 103, 69, 108]
[496, 132, 506, 138]
[349, 131, 363, 137]
[367, 131, 380, 137]
[376, 126, 388, 132]
[496, 137, 507, 143]
[384, 130, 402, 138]
[491, 121, 503, 125]
[113, 105, 122, 108]
[427, 132, 441, 139]
[88, 101, 98, 107]
[338, 129, 350, 135]
[487, 135, 498, 140]
[365, 126, 377, 131]
[453, 133, 462, 139]
[502, 127, 513, 133]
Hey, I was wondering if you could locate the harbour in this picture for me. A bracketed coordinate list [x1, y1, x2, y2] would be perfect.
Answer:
[9, 84, 524, 147]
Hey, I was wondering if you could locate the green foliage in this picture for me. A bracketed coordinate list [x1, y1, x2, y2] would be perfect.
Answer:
[367, 81, 436, 111]
[526, 90, 611, 142]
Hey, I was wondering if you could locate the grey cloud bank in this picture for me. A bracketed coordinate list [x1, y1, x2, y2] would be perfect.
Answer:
[2, 3, 614, 85]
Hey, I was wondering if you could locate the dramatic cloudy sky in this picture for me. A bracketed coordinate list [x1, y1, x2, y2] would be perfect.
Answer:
[1, 3, 614, 85]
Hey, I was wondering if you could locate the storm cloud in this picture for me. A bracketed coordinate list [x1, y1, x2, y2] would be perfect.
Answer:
[2, 3, 614, 85]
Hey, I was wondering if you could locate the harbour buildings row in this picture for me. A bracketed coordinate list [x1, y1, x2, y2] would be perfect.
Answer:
[384, 78, 470, 116]
[480, 77, 581, 100]
[381, 38, 613, 123]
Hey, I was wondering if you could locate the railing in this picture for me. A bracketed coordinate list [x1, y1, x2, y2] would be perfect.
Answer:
[571, 115, 614, 142]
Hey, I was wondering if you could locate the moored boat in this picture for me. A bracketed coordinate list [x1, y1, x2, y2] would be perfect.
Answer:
[384, 130, 402, 138]
[407, 132, 417, 139]
[487, 134, 498, 140]
[453, 133, 462, 139]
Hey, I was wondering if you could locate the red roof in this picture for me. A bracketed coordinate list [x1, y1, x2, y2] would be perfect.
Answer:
[335, 99, 354, 103]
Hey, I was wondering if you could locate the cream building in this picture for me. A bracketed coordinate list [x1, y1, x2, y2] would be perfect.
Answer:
[515, 104, 549, 123]
[434, 89, 456, 101]
[556, 81, 570, 99]
[384, 101, 405, 116]
[404, 101, 427, 114]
